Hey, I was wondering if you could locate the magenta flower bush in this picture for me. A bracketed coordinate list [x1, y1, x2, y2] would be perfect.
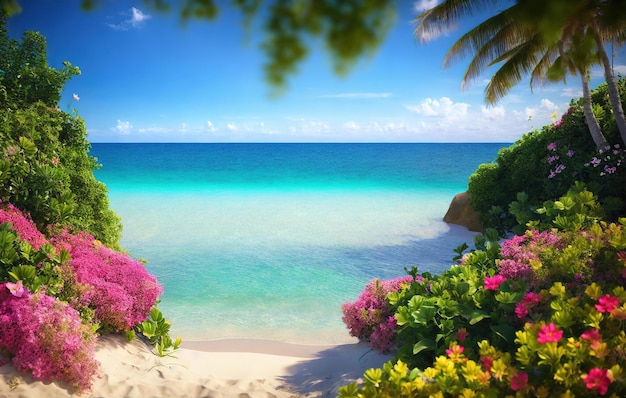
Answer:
[0, 203, 48, 250]
[0, 282, 99, 393]
[498, 229, 564, 286]
[341, 275, 416, 352]
[53, 230, 163, 331]
[0, 203, 169, 391]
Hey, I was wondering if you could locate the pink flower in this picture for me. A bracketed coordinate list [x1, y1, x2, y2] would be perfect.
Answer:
[6, 281, 26, 298]
[583, 368, 612, 395]
[595, 295, 620, 313]
[581, 329, 602, 342]
[52, 157, 59, 166]
[567, 150, 575, 157]
[515, 303, 529, 318]
[547, 142, 557, 151]
[457, 328, 468, 342]
[537, 323, 563, 344]
[510, 371, 528, 391]
[480, 356, 494, 372]
[73, 93, 80, 101]
[445, 344, 464, 361]
[484, 275, 506, 291]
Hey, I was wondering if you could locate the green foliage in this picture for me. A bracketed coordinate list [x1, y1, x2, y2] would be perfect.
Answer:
[469, 79, 626, 234]
[132, 305, 182, 357]
[0, 223, 65, 296]
[3, 1, 395, 93]
[0, 18, 80, 109]
[0, 103, 122, 246]
[341, 195, 626, 396]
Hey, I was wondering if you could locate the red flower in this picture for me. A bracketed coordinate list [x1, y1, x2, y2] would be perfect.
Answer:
[510, 371, 528, 391]
[583, 368, 612, 395]
[480, 356, 494, 372]
[537, 323, 562, 344]
[595, 295, 620, 313]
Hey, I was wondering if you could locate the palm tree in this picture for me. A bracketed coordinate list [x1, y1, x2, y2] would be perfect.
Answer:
[413, 0, 626, 146]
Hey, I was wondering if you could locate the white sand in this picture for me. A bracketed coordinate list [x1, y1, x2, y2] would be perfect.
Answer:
[0, 335, 393, 397]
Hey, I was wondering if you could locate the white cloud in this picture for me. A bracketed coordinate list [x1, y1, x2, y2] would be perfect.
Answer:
[561, 87, 583, 98]
[113, 120, 133, 135]
[525, 99, 558, 121]
[405, 97, 469, 117]
[414, 0, 439, 12]
[614, 64, 626, 75]
[481, 105, 505, 120]
[107, 7, 151, 30]
[318, 92, 392, 99]
[206, 121, 217, 132]
[226, 123, 238, 132]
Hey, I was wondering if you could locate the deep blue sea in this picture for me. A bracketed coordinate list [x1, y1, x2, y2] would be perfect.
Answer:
[90, 143, 505, 344]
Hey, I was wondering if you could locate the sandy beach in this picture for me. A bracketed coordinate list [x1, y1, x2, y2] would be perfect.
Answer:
[0, 334, 392, 398]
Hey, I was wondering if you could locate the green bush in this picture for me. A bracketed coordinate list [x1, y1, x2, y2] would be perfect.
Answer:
[0, 104, 122, 247]
[0, 16, 121, 247]
[340, 188, 626, 396]
[468, 79, 626, 234]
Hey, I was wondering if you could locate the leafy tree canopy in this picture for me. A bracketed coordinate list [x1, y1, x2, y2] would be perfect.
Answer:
[0, 17, 80, 109]
[1, 0, 396, 92]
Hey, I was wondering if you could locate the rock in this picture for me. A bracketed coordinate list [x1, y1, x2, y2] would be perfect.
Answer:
[443, 192, 483, 232]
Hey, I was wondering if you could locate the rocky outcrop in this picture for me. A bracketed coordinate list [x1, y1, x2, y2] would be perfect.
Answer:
[443, 191, 483, 232]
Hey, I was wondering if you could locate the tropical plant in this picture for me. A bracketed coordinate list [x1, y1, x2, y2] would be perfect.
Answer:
[340, 188, 626, 396]
[2, 1, 397, 93]
[413, 0, 626, 147]
[0, 17, 80, 109]
[0, 204, 177, 391]
[467, 80, 626, 233]
[0, 18, 122, 246]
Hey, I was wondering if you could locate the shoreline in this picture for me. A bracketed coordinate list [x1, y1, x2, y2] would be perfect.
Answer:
[1, 334, 393, 398]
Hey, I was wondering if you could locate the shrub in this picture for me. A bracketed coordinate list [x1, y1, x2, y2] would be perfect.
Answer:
[0, 282, 99, 393]
[468, 78, 626, 234]
[0, 104, 122, 247]
[53, 230, 163, 332]
[340, 193, 626, 396]
[342, 276, 417, 353]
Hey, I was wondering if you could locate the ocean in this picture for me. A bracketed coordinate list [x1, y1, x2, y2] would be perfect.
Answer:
[90, 143, 505, 344]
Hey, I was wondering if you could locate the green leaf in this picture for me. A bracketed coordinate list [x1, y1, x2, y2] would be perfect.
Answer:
[413, 305, 436, 325]
[413, 339, 436, 355]
[491, 324, 516, 343]
[469, 310, 490, 325]
[18, 136, 37, 156]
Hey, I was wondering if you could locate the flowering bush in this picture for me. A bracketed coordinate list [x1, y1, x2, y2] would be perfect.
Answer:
[342, 276, 417, 352]
[0, 203, 172, 391]
[0, 203, 48, 250]
[0, 282, 99, 393]
[53, 230, 163, 332]
[340, 192, 626, 395]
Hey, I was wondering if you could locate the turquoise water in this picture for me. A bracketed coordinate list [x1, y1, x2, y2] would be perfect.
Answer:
[91, 143, 504, 344]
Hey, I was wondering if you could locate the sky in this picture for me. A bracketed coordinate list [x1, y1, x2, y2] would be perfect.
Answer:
[6, 0, 626, 143]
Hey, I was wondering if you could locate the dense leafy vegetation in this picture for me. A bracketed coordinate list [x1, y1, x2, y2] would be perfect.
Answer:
[341, 184, 626, 396]
[0, 20, 179, 393]
[469, 78, 626, 235]
[0, 18, 122, 246]
[340, 82, 626, 396]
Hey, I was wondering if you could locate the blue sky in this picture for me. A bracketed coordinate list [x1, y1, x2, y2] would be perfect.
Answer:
[7, 1, 626, 143]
